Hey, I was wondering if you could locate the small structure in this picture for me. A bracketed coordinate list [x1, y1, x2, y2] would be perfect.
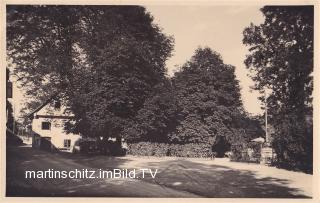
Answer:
[260, 146, 275, 165]
[251, 137, 275, 165]
[28, 96, 80, 152]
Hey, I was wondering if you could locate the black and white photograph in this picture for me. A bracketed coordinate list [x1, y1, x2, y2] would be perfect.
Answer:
[2, 1, 319, 200]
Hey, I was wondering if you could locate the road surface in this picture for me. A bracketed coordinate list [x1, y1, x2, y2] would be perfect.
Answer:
[6, 145, 312, 198]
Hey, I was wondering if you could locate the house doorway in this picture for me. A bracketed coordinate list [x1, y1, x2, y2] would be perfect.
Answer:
[40, 137, 52, 151]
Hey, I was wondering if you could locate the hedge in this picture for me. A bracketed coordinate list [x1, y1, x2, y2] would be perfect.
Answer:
[127, 142, 213, 158]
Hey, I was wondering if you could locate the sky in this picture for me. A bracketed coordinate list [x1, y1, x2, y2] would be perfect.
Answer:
[144, 5, 265, 115]
[12, 5, 266, 119]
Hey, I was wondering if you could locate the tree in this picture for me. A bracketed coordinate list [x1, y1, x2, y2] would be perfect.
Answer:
[7, 5, 86, 119]
[243, 6, 313, 172]
[123, 79, 180, 143]
[65, 6, 174, 139]
[7, 6, 174, 140]
[122, 47, 263, 154]
[170, 47, 247, 151]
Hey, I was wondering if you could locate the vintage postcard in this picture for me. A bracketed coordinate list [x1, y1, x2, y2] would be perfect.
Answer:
[1, 0, 319, 202]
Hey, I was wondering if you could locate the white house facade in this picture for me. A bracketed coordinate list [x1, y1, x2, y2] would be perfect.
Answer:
[29, 98, 80, 152]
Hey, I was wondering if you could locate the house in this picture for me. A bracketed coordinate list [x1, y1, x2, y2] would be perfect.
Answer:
[28, 96, 80, 152]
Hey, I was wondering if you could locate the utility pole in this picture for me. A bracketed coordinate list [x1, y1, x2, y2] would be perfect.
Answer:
[265, 90, 268, 144]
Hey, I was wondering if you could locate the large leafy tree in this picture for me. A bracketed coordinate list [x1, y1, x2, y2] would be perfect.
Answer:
[7, 6, 82, 102]
[66, 6, 174, 138]
[243, 6, 313, 172]
[170, 48, 248, 148]
[7, 5, 174, 140]
[123, 47, 263, 150]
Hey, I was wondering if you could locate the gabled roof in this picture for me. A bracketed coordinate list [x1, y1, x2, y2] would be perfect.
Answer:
[26, 93, 59, 119]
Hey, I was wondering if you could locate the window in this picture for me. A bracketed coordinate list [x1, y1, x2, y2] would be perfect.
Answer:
[64, 139, 71, 148]
[41, 122, 51, 130]
[54, 100, 61, 110]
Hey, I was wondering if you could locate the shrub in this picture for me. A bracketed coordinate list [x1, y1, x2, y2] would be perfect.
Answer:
[127, 142, 212, 158]
[230, 143, 261, 163]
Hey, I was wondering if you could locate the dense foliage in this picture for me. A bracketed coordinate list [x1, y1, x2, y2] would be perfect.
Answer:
[171, 48, 264, 155]
[127, 142, 212, 158]
[243, 6, 313, 172]
[7, 6, 81, 102]
[7, 5, 174, 140]
[8, 5, 265, 159]
[126, 48, 264, 157]
[65, 6, 174, 138]
[171, 48, 243, 145]
[123, 80, 179, 143]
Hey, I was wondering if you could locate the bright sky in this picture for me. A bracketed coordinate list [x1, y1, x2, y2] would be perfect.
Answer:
[145, 5, 265, 115]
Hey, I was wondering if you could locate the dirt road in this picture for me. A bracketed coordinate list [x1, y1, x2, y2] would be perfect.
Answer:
[6, 145, 312, 198]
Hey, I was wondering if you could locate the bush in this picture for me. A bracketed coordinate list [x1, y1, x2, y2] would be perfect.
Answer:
[230, 143, 261, 163]
[127, 142, 212, 158]
[230, 145, 242, 162]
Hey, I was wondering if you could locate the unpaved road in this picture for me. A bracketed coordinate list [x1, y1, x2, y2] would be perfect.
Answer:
[6, 145, 312, 198]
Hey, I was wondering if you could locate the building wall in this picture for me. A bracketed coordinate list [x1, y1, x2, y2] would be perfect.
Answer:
[32, 118, 80, 152]
[31, 102, 80, 152]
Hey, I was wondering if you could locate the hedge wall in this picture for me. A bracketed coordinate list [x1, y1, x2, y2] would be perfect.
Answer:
[127, 142, 213, 158]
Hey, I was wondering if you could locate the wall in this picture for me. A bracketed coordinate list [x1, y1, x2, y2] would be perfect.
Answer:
[31, 102, 80, 152]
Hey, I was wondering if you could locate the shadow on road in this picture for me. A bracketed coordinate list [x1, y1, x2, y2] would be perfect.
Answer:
[6, 146, 131, 197]
[6, 146, 311, 198]
[136, 159, 310, 198]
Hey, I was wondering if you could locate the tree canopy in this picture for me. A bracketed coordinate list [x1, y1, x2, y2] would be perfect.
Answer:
[243, 6, 313, 172]
[171, 48, 244, 145]
[123, 48, 263, 157]
[7, 5, 265, 160]
[7, 5, 174, 139]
